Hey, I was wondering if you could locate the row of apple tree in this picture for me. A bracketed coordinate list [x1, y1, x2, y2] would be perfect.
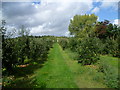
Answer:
[1, 20, 56, 74]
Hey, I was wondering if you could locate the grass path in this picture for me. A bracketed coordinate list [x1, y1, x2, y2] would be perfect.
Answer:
[35, 43, 107, 88]
[35, 43, 78, 88]
[3, 43, 118, 88]
[64, 49, 107, 88]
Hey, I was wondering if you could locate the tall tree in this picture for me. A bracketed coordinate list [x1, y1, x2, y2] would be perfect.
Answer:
[68, 14, 98, 37]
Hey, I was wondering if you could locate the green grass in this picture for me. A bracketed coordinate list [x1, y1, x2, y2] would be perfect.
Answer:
[98, 55, 118, 77]
[64, 49, 107, 88]
[98, 55, 119, 88]
[65, 49, 119, 88]
[35, 43, 78, 88]
[3, 43, 118, 88]
[99, 55, 118, 69]
[35, 43, 107, 88]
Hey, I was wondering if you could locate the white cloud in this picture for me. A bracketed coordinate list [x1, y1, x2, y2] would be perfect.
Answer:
[30, 25, 44, 35]
[113, 19, 120, 25]
[94, 0, 103, 2]
[3, 1, 95, 36]
[91, 7, 100, 14]
[100, 0, 119, 10]
[5, 0, 119, 36]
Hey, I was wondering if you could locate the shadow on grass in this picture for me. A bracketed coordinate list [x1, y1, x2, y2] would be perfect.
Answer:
[3, 76, 37, 88]
[3, 76, 47, 88]
[2, 59, 47, 88]
[13, 63, 43, 78]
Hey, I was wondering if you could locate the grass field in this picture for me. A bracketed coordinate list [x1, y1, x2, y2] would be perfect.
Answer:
[3, 43, 119, 88]
[98, 55, 119, 88]
[99, 55, 118, 70]
[64, 49, 107, 88]
[35, 43, 78, 88]
[35, 43, 107, 88]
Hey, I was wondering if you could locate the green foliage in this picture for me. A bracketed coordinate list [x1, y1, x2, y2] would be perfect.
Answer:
[98, 56, 118, 88]
[2, 14, 119, 88]
[99, 38, 119, 57]
[69, 14, 97, 37]
[3, 64, 42, 88]
[24, 56, 31, 64]
[2, 24, 32, 72]
[69, 37, 78, 52]
[15, 37, 30, 64]
[64, 49, 79, 60]
[77, 37, 101, 65]
[2, 23, 54, 73]
[95, 20, 120, 40]
[58, 38, 69, 50]
[29, 37, 53, 61]
[104, 68, 118, 88]
[2, 38, 18, 72]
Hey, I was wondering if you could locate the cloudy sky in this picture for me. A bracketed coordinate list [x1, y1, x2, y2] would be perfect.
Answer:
[2, 0, 120, 36]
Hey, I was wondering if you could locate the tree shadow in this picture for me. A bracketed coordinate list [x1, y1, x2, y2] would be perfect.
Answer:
[13, 63, 43, 78]
[2, 59, 47, 88]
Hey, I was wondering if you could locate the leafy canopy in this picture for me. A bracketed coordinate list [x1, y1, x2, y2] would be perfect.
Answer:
[69, 14, 98, 37]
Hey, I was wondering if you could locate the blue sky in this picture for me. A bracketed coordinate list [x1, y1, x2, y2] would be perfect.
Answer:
[91, 2, 118, 22]
[2, 0, 119, 36]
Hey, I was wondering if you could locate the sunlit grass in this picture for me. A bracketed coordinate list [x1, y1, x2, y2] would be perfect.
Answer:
[3, 43, 118, 88]
[35, 43, 78, 88]
[98, 55, 119, 88]
[64, 49, 107, 88]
